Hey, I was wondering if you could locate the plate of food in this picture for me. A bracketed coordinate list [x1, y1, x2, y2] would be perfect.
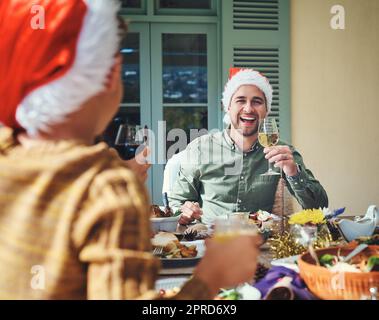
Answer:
[248, 210, 281, 248]
[151, 232, 205, 268]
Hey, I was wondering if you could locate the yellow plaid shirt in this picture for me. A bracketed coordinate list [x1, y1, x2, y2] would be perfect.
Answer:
[0, 127, 210, 300]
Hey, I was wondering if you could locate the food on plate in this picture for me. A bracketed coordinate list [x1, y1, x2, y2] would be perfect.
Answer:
[249, 210, 274, 230]
[151, 232, 178, 247]
[151, 232, 198, 259]
[161, 241, 197, 259]
[319, 250, 379, 273]
[150, 204, 173, 218]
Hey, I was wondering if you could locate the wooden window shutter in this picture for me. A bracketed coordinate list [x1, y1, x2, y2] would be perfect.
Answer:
[221, 0, 291, 142]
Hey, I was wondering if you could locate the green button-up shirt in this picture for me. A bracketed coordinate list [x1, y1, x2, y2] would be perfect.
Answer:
[168, 130, 328, 225]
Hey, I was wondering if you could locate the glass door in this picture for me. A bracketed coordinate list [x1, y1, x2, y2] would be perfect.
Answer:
[104, 22, 153, 193]
[106, 22, 217, 204]
[150, 23, 218, 204]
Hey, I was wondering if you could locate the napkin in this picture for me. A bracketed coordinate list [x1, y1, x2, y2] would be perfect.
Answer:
[253, 266, 316, 300]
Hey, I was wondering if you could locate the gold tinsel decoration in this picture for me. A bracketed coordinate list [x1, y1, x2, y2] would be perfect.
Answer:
[268, 223, 333, 260]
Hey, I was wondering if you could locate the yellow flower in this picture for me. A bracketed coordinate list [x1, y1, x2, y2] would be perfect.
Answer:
[288, 209, 326, 225]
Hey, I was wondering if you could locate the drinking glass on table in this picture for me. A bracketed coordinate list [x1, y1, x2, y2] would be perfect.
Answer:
[213, 217, 260, 291]
[213, 217, 258, 243]
[291, 224, 320, 265]
[114, 124, 145, 160]
[258, 117, 281, 176]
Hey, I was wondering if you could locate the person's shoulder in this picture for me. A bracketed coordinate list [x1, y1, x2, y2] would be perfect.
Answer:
[90, 146, 143, 192]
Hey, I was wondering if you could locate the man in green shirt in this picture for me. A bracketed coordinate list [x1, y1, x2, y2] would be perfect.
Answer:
[168, 68, 328, 225]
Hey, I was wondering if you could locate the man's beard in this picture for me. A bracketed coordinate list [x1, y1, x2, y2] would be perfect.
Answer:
[230, 118, 259, 137]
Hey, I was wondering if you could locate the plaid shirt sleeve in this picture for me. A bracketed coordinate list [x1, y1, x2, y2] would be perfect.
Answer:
[71, 165, 212, 300]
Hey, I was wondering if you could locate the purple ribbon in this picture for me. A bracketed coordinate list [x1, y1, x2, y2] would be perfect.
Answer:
[253, 266, 317, 300]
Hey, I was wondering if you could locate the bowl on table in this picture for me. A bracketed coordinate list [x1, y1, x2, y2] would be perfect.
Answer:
[298, 245, 379, 300]
[151, 215, 180, 233]
[150, 206, 180, 233]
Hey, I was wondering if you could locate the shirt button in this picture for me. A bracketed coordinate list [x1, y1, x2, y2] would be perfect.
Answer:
[244, 153, 247, 157]
[237, 199, 242, 203]
[300, 179, 304, 182]
[240, 176, 244, 180]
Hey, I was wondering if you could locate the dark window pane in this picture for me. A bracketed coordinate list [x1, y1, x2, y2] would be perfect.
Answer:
[120, 33, 140, 103]
[162, 34, 207, 103]
[164, 107, 208, 159]
[121, 0, 142, 8]
[159, 0, 211, 9]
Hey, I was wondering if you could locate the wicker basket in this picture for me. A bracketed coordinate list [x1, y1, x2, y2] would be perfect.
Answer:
[298, 245, 379, 300]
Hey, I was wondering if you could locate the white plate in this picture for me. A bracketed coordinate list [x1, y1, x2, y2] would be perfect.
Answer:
[217, 285, 261, 300]
[237, 284, 261, 300]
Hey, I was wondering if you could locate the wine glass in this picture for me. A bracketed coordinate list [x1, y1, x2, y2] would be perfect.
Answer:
[114, 124, 144, 160]
[258, 117, 281, 176]
[291, 224, 320, 265]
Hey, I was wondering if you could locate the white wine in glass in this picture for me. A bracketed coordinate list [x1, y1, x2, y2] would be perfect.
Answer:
[258, 118, 281, 176]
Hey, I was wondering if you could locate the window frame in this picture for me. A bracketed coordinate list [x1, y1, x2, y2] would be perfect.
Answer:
[120, 0, 147, 15]
[154, 0, 217, 16]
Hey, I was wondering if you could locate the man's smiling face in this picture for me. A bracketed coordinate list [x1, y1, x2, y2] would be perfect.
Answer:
[228, 85, 267, 137]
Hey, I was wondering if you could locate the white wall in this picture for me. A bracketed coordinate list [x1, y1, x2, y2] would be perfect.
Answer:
[291, 0, 379, 215]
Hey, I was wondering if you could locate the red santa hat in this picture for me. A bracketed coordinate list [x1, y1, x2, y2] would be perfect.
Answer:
[222, 67, 273, 125]
[0, 0, 121, 135]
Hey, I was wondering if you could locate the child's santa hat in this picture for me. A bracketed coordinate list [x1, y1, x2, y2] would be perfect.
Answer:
[222, 67, 273, 125]
[0, 0, 121, 135]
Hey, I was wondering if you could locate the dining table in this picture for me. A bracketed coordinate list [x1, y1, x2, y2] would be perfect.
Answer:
[154, 213, 379, 300]
[157, 222, 274, 280]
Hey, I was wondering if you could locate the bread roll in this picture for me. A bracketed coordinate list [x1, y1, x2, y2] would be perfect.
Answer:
[151, 232, 177, 248]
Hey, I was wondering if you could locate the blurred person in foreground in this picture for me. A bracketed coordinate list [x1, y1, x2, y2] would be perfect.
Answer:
[0, 0, 260, 299]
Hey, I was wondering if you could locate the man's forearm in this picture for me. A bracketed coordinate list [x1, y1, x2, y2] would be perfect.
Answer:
[286, 170, 328, 209]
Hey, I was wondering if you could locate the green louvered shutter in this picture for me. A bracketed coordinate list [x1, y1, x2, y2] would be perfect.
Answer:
[221, 0, 291, 142]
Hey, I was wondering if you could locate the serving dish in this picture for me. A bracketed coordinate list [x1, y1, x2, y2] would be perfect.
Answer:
[150, 206, 180, 233]
[298, 245, 379, 300]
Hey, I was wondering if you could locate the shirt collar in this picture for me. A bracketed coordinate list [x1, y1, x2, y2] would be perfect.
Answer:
[223, 128, 260, 153]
